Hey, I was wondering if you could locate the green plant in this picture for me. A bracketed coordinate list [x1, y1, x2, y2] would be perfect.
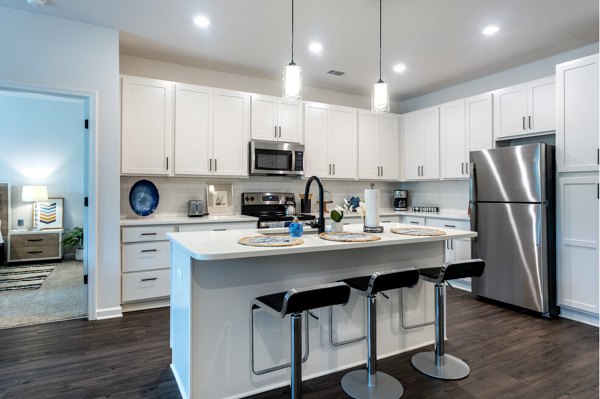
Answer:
[62, 227, 84, 250]
[330, 206, 344, 223]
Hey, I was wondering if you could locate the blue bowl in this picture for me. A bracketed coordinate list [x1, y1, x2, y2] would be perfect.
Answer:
[129, 180, 159, 217]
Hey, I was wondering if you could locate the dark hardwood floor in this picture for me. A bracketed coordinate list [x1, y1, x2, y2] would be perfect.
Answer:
[0, 290, 597, 398]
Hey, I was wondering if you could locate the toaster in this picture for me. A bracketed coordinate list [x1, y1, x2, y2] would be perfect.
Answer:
[188, 200, 207, 217]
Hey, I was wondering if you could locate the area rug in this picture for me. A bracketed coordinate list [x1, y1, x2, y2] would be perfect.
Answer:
[0, 263, 56, 291]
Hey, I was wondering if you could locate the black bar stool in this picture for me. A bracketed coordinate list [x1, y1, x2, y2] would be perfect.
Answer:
[338, 267, 420, 399]
[251, 282, 351, 399]
[411, 259, 485, 380]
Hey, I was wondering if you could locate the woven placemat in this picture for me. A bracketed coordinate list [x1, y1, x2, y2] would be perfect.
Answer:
[238, 235, 304, 247]
[319, 232, 381, 242]
[390, 227, 446, 236]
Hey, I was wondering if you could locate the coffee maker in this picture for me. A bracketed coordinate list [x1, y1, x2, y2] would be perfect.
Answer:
[393, 190, 408, 211]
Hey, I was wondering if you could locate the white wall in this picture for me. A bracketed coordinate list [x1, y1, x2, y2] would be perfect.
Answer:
[0, 7, 121, 319]
[121, 55, 403, 112]
[0, 92, 85, 231]
[399, 43, 599, 113]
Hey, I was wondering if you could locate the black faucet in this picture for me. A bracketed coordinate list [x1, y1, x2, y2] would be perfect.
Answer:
[302, 176, 325, 234]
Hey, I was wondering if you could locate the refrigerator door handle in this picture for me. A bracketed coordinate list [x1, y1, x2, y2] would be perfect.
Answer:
[468, 162, 476, 203]
[469, 202, 477, 243]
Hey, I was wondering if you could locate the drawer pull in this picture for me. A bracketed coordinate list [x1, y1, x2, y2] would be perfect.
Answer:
[141, 277, 158, 282]
[27, 250, 44, 254]
[410, 221, 420, 225]
[381, 220, 391, 223]
[140, 232, 157, 236]
[444, 224, 456, 228]
[27, 238, 44, 242]
[141, 249, 158, 253]
[213, 228, 226, 231]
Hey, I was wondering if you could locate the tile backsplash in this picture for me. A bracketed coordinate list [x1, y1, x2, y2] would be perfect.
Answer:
[400, 180, 470, 213]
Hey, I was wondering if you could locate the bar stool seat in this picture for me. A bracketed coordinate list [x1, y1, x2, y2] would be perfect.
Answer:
[252, 282, 351, 399]
[338, 268, 420, 399]
[411, 259, 485, 381]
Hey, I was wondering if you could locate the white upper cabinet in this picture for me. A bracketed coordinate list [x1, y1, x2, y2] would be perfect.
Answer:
[556, 54, 599, 173]
[212, 89, 250, 176]
[358, 111, 399, 181]
[304, 102, 357, 179]
[251, 94, 302, 143]
[493, 76, 555, 140]
[121, 76, 173, 175]
[379, 114, 399, 180]
[174, 83, 213, 175]
[403, 106, 439, 181]
[466, 92, 493, 153]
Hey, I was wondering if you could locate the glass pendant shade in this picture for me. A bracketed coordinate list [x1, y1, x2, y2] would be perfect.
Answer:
[372, 80, 389, 113]
[283, 63, 302, 101]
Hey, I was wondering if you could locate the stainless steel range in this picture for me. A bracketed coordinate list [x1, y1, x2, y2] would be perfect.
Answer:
[241, 192, 316, 228]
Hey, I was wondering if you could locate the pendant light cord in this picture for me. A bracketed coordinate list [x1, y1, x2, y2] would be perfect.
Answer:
[291, 0, 295, 65]
[378, 0, 382, 82]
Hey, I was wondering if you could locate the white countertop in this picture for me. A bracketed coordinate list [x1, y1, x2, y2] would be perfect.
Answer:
[119, 214, 258, 226]
[167, 222, 477, 261]
[314, 208, 470, 221]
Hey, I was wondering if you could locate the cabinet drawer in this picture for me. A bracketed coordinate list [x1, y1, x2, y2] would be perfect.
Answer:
[122, 269, 170, 302]
[11, 234, 59, 248]
[122, 226, 175, 243]
[122, 241, 170, 273]
[402, 216, 426, 225]
[178, 222, 257, 232]
[10, 245, 59, 260]
[425, 218, 470, 231]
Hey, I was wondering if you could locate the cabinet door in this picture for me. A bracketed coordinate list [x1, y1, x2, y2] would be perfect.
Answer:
[250, 94, 278, 141]
[304, 102, 330, 177]
[329, 106, 357, 179]
[440, 100, 466, 179]
[278, 100, 303, 143]
[493, 83, 527, 140]
[212, 89, 249, 176]
[121, 76, 173, 175]
[174, 84, 213, 175]
[466, 93, 493, 153]
[402, 111, 424, 180]
[528, 76, 555, 134]
[358, 110, 381, 180]
[557, 174, 599, 314]
[379, 114, 399, 180]
[556, 54, 599, 173]
[422, 107, 440, 179]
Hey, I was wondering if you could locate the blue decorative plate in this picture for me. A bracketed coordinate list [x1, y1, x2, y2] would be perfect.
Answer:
[129, 180, 159, 217]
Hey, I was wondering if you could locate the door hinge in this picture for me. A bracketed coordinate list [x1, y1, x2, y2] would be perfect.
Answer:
[84, 197, 89, 207]
[84, 119, 89, 129]
[83, 274, 88, 285]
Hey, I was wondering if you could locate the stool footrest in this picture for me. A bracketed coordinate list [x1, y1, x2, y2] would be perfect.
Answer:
[411, 352, 470, 380]
[341, 370, 404, 399]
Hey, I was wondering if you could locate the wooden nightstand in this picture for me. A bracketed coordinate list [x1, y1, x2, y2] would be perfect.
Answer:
[8, 230, 63, 263]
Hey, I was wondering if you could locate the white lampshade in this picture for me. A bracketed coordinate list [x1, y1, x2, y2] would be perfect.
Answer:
[22, 185, 48, 202]
[283, 63, 302, 100]
[372, 81, 389, 114]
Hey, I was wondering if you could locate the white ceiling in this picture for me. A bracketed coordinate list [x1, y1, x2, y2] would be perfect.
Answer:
[1, 0, 598, 100]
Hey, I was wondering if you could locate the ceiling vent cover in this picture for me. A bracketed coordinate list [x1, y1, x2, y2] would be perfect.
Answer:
[327, 69, 346, 76]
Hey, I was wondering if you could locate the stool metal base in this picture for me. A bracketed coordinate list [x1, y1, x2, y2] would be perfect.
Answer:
[411, 352, 470, 380]
[341, 370, 404, 399]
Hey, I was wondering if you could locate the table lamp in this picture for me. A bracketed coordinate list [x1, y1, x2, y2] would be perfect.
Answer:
[22, 185, 48, 230]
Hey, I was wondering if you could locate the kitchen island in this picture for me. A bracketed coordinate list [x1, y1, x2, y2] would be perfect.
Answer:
[167, 223, 476, 399]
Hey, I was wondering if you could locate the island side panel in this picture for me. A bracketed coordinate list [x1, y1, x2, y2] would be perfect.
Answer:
[188, 241, 443, 399]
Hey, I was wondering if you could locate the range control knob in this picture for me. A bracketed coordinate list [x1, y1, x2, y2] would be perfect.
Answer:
[250, 196, 255, 201]
[245, 196, 249, 201]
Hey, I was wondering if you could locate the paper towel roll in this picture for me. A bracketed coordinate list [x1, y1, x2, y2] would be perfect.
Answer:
[364, 189, 380, 227]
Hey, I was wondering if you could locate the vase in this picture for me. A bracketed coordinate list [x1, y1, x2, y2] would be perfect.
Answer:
[75, 248, 84, 262]
[331, 221, 343, 233]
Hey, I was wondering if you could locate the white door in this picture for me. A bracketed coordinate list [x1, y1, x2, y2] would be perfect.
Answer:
[556, 54, 599, 173]
[422, 107, 440, 179]
[528, 76, 555, 134]
[402, 110, 424, 181]
[440, 100, 466, 179]
[212, 89, 249, 176]
[358, 110, 380, 180]
[121, 76, 173, 175]
[250, 94, 278, 141]
[493, 83, 527, 140]
[303, 102, 330, 177]
[278, 100, 303, 143]
[174, 84, 213, 175]
[329, 106, 357, 179]
[557, 174, 599, 314]
[379, 114, 399, 180]
[466, 93, 493, 154]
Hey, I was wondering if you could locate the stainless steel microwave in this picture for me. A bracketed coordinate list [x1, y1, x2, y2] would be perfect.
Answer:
[249, 140, 305, 176]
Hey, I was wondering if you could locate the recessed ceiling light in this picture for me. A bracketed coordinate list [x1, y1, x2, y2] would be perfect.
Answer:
[482, 25, 499, 36]
[393, 64, 406, 73]
[193, 15, 211, 29]
[308, 42, 323, 54]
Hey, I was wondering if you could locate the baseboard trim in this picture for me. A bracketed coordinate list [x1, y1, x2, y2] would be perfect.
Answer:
[95, 306, 123, 320]
[559, 306, 599, 327]
[121, 298, 170, 313]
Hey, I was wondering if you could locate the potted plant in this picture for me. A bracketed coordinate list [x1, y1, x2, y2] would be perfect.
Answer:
[330, 206, 345, 233]
[62, 226, 84, 261]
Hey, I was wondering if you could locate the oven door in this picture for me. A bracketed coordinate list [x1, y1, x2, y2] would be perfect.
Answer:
[250, 140, 304, 175]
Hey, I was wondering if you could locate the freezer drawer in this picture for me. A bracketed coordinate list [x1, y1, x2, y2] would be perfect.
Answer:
[471, 202, 554, 315]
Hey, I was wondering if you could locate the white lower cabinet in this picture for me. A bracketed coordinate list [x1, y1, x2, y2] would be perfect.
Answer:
[557, 174, 599, 317]
[122, 269, 171, 303]
[178, 221, 257, 232]
[401, 216, 425, 225]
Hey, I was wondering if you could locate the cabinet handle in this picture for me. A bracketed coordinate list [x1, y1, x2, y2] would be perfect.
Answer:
[380, 166, 383, 176]
[522, 116, 526, 130]
[141, 277, 158, 282]
[333, 164, 335, 175]
[213, 228, 226, 231]
[27, 250, 44, 254]
[444, 224, 456, 228]
[27, 238, 44, 242]
[528, 116, 532, 130]
[381, 220, 391, 223]
[140, 233, 157, 236]
[141, 249, 157, 253]
[279, 126, 282, 138]
[329, 164, 331, 175]
[214, 159, 217, 171]
[446, 240, 449, 250]
[410, 221, 420, 225]
[209, 158, 212, 171]
[461, 163, 464, 174]
[166, 157, 169, 170]
[274, 126, 277, 138]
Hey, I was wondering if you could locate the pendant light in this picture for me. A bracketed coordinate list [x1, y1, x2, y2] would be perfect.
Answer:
[372, 0, 389, 113]
[283, 0, 302, 100]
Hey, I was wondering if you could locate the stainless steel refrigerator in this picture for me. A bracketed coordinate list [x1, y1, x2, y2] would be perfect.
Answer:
[470, 143, 558, 317]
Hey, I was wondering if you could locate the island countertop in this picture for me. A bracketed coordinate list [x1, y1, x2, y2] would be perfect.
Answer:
[167, 222, 477, 261]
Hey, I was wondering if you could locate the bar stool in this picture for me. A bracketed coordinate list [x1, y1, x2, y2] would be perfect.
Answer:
[251, 282, 351, 399]
[338, 267, 420, 399]
[411, 259, 485, 380]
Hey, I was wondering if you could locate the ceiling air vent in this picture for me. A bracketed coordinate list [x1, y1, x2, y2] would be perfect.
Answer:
[327, 69, 346, 77]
